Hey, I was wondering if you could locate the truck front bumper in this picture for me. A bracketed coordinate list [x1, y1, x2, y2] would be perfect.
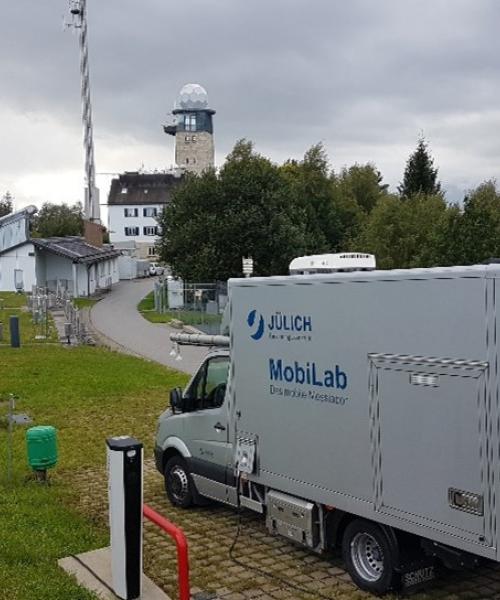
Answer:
[154, 445, 163, 473]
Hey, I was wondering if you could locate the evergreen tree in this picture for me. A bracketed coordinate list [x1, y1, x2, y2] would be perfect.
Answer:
[0, 191, 13, 217]
[399, 137, 442, 198]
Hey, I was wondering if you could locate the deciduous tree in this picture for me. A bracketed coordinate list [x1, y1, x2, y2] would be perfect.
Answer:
[32, 202, 84, 238]
[0, 191, 13, 217]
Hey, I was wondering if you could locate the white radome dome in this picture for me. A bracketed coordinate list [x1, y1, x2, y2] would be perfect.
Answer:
[176, 83, 209, 110]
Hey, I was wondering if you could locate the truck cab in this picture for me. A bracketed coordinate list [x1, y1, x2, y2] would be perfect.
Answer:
[154, 350, 235, 508]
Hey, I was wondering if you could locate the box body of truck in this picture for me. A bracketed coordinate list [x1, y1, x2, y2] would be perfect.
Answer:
[229, 265, 500, 561]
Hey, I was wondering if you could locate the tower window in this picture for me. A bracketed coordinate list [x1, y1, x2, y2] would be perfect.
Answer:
[186, 158, 189, 164]
[184, 114, 196, 131]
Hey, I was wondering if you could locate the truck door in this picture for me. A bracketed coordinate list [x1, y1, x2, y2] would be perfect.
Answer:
[184, 355, 231, 485]
[370, 354, 492, 548]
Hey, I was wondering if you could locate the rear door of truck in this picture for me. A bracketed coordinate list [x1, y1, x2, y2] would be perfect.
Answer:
[369, 353, 493, 548]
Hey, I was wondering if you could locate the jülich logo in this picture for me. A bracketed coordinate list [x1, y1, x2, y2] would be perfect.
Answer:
[247, 309, 312, 341]
[247, 309, 265, 340]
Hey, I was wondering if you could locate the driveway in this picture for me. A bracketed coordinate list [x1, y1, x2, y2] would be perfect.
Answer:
[90, 278, 208, 375]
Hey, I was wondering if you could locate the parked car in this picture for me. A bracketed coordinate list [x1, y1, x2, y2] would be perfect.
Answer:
[149, 263, 164, 276]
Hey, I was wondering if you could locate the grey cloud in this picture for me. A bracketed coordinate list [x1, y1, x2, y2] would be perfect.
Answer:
[1, 0, 500, 202]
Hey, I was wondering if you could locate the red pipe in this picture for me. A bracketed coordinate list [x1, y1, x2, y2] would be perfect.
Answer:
[143, 504, 190, 600]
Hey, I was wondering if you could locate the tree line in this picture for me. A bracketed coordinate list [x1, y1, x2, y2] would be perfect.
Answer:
[158, 138, 500, 280]
[0, 192, 84, 238]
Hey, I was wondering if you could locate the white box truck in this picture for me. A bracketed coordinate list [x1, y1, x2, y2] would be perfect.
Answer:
[154, 263, 500, 594]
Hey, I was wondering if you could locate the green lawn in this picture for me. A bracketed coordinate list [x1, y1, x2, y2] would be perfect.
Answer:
[0, 345, 189, 600]
[0, 292, 27, 309]
[73, 297, 99, 310]
[138, 292, 222, 327]
[0, 292, 57, 344]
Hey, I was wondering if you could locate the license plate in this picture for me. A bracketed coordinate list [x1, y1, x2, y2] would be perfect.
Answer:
[402, 565, 436, 590]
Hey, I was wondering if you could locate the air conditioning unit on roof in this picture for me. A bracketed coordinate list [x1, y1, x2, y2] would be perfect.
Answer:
[289, 252, 376, 275]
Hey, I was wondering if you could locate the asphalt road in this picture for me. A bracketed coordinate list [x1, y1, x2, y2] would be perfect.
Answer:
[90, 278, 208, 375]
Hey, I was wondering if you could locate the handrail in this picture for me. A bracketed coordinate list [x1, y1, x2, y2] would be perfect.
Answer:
[143, 504, 190, 600]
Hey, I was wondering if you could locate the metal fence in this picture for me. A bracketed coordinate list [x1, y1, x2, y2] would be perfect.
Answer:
[29, 283, 92, 344]
[153, 279, 227, 335]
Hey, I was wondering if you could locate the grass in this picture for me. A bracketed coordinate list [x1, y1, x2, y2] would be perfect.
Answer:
[137, 291, 155, 312]
[0, 293, 57, 345]
[0, 292, 27, 309]
[138, 291, 222, 327]
[0, 345, 189, 599]
[73, 298, 98, 310]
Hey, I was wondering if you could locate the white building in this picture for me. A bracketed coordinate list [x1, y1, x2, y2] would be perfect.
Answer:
[0, 207, 121, 296]
[107, 172, 181, 260]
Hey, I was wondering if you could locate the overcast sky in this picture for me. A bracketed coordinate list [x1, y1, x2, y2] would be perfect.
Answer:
[1, 0, 499, 213]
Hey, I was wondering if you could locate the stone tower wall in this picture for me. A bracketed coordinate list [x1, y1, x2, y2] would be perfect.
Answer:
[175, 130, 214, 175]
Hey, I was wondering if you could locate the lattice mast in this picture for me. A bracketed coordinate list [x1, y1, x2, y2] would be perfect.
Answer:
[67, 0, 100, 223]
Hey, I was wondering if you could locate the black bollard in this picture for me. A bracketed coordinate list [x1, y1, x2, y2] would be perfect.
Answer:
[10, 315, 20, 348]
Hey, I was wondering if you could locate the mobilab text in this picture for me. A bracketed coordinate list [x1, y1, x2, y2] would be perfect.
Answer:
[269, 358, 348, 390]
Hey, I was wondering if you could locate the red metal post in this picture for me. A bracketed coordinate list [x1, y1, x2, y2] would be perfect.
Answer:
[143, 503, 190, 600]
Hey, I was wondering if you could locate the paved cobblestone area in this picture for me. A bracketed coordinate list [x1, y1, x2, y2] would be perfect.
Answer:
[70, 461, 500, 600]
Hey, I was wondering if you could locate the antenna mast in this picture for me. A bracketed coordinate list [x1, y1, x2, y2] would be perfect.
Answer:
[67, 0, 100, 223]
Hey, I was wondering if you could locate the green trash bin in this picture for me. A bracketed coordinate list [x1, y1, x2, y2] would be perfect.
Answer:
[26, 426, 58, 478]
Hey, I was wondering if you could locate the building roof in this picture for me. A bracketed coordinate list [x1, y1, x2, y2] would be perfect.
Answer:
[108, 172, 183, 206]
[32, 237, 121, 264]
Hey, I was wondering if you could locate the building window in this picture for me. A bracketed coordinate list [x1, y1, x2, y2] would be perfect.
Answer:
[121, 187, 128, 194]
[191, 135, 197, 142]
[184, 114, 196, 131]
[124, 227, 139, 236]
[148, 246, 156, 257]
[185, 135, 191, 142]
[143, 207, 158, 217]
[124, 208, 138, 217]
[186, 158, 189, 165]
[143, 226, 158, 236]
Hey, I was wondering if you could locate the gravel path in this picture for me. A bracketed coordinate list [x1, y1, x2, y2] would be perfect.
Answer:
[90, 278, 208, 375]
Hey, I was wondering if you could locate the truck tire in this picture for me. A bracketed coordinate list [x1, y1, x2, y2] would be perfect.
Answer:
[164, 456, 195, 508]
[342, 519, 398, 594]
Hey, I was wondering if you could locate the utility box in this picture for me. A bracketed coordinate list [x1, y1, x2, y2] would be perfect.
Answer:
[26, 426, 58, 471]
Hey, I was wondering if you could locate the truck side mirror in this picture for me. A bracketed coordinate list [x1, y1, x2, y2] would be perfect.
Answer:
[170, 388, 183, 412]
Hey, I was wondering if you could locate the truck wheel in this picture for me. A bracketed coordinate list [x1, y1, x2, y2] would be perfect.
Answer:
[164, 456, 194, 508]
[342, 519, 398, 594]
